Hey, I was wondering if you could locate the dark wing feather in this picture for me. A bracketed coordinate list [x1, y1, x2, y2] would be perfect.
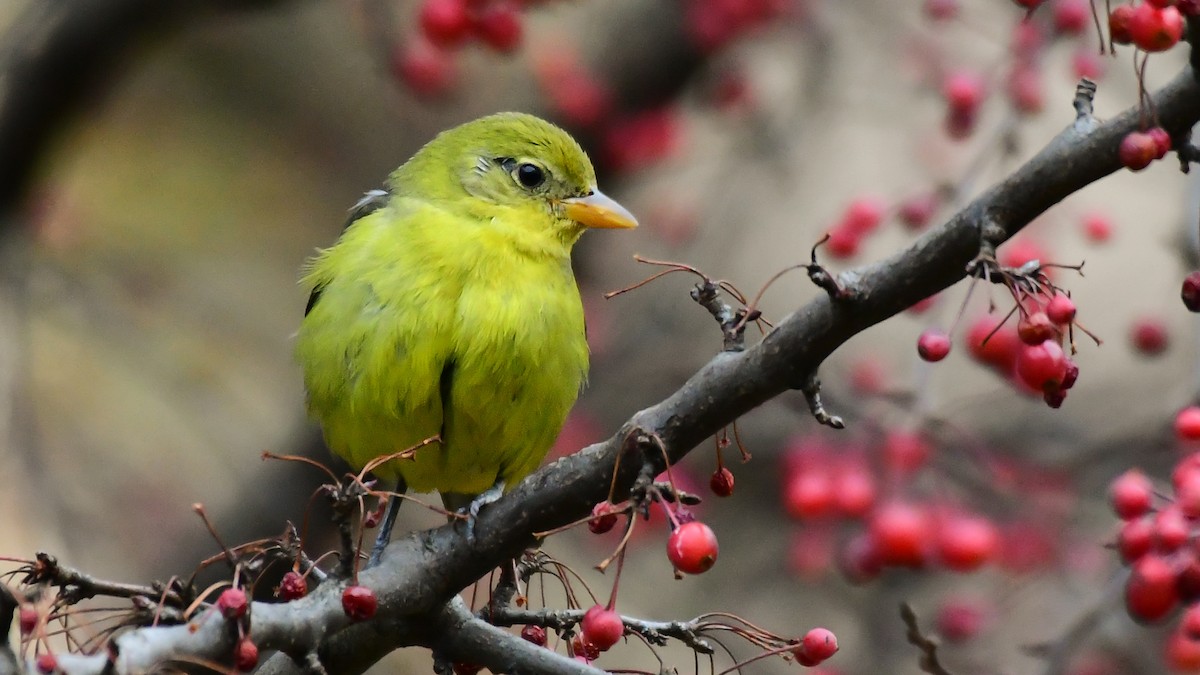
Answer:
[304, 189, 390, 317]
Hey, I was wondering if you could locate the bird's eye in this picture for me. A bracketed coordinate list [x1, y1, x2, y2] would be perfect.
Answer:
[516, 163, 545, 189]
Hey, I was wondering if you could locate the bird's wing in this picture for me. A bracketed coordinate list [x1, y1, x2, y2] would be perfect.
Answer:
[304, 189, 391, 317]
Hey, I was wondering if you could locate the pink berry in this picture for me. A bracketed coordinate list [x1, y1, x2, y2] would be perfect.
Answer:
[342, 585, 378, 621]
[1177, 407, 1200, 441]
[1006, 64, 1044, 115]
[474, 1, 523, 53]
[1053, 0, 1090, 33]
[936, 598, 990, 642]
[35, 653, 56, 674]
[840, 196, 886, 235]
[1126, 554, 1179, 623]
[1017, 311, 1056, 345]
[419, 0, 471, 47]
[1081, 212, 1114, 242]
[234, 637, 259, 672]
[1120, 131, 1158, 171]
[1016, 340, 1068, 391]
[799, 627, 839, 664]
[581, 605, 624, 651]
[1131, 316, 1169, 356]
[1167, 631, 1200, 671]
[18, 604, 37, 636]
[883, 431, 933, 473]
[917, 329, 951, 362]
[1147, 126, 1172, 158]
[897, 192, 939, 230]
[942, 71, 984, 112]
[784, 471, 835, 518]
[217, 588, 249, 620]
[1110, 469, 1153, 519]
[394, 40, 458, 98]
[1154, 505, 1190, 551]
[277, 571, 308, 601]
[1045, 295, 1077, 325]
[937, 514, 999, 571]
[1129, 4, 1183, 51]
[924, 0, 960, 19]
[825, 226, 860, 258]
[666, 521, 719, 574]
[965, 317, 1019, 369]
[869, 502, 931, 567]
[1118, 517, 1154, 563]
[1110, 4, 1136, 43]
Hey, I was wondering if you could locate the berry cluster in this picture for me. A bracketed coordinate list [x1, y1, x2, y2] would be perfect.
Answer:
[394, 0, 528, 96]
[1107, 447, 1200, 670]
[781, 433, 1007, 583]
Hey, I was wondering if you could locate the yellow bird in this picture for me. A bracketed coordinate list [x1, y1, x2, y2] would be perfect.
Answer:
[296, 113, 637, 555]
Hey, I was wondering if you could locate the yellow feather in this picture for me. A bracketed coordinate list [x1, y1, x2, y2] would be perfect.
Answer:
[295, 113, 634, 500]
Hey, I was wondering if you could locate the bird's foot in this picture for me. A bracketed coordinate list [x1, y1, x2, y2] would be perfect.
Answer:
[462, 481, 505, 543]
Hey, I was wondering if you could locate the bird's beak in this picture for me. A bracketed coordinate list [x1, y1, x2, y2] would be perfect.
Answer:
[561, 189, 638, 229]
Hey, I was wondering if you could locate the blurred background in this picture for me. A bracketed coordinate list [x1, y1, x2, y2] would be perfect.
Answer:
[2, 0, 1199, 672]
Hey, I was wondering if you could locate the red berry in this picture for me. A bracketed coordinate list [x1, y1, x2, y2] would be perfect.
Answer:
[936, 598, 990, 642]
[581, 605, 624, 651]
[217, 588, 248, 620]
[999, 237, 1048, 270]
[521, 624, 547, 646]
[1110, 4, 1136, 43]
[944, 106, 978, 140]
[419, 0, 471, 47]
[1017, 311, 1056, 345]
[277, 571, 308, 601]
[1183, 604, 1200, 639]
[1006, 64, 1044, 115]
[710, 467, 734, 497]
[393, 40, 457, 98]
[1080, 212, 1114, 242]
[784, 471, 835, 519]
[572, 637, 600, 662]
[937, 514, 999, 571]
[942, 71, 985, 113]
[1155, 505, 1190, 551]
[1167, 631, 1200, 671]
[965, 317, 1019, 369]
[234, 637, 259, 672]
[825, 226, 860, 258]
[1053, 0, 1090, 33]
[342, 585, 378, 621]
[838, 532, 883, 583]
[666, 521, 719, 574]
[883, 431, 933, 473]
[924, 0, 960, 20]
[588, 502, 619, 534]
[474, 1, 523, 53]
[453, 662, 482, 675]
[1011, 19, 1045, 54]
[1125, 554, 1179, 622]
[1131, 316, 1169, 355]
[1072, 49, 1108, 81]
[1182, 272, 1200, 312]
[18, 604, 37, 636]
[869, 502, 931, 567]
[897, 192, 939, 230]
[1045, 295, 1077, 325]
[1181, 0, 1200, 14]
[1129, 4, 1183, 51]
[1119, 131, 1158, 171]
[35, 653, 56, 674]
[917, 329, 951, 362]
[1118, 517, 1154, 563]
[1016, 340, 1068, 391]
[1110, 469, 1154, 519]
[840, 196, 886, 235]
[1147, 126, 1172, 158]
[799, 627, 839, 664]
[833, 466, 877, 516]
[1177, 407, 1200, 441]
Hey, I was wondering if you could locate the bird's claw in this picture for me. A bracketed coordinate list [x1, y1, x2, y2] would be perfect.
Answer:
[462, 481, 505, 543]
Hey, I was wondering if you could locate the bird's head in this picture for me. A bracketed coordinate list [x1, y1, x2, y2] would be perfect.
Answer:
[391, 112, 637, 248]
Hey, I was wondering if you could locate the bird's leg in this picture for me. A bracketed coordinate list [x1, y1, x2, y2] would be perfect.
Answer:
[443, 480, 505, 543]
[368, 478, 406, 568]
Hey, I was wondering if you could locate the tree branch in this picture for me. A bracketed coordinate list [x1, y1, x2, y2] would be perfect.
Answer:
[11, 47, 1200, 675]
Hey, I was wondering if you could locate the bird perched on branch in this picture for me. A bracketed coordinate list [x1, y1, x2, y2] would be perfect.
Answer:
[296, 112, 637, 559]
